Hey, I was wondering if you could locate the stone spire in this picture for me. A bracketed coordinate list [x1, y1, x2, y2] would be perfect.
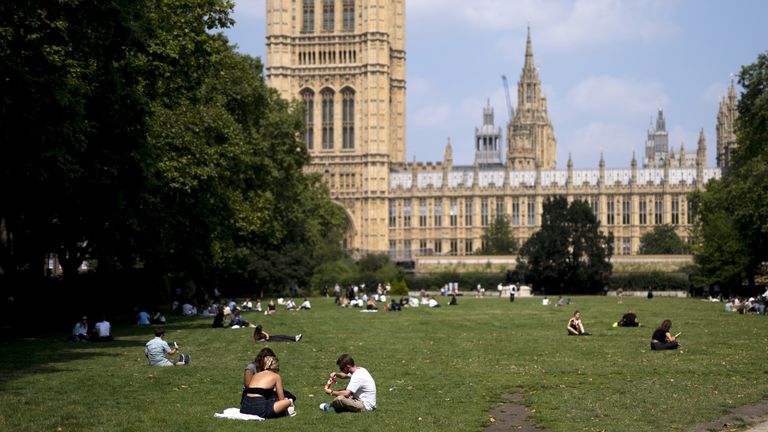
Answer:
[507, 26, 557, 170]
[717, 80, 738, 170]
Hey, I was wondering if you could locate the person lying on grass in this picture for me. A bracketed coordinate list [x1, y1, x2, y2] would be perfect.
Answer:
[253, 325, 302, 343]
[613, 310, 640, 327]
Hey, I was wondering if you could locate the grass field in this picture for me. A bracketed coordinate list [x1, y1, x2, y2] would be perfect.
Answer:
[0, 296, 766, 431]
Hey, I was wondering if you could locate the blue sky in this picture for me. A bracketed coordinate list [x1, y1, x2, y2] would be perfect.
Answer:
[223, 0, 768, 168]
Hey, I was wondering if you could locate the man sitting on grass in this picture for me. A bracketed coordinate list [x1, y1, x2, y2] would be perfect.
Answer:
[144, 327, 190, 367]
[320, 354, 376, 413]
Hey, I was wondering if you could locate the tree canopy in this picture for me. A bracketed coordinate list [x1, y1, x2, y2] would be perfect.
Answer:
[638, 225, 688, 255]
[479, 214, 518, 255]
[0, 0, 347, 302]
[691, 52, 768, 290]
[518, 197, 612, 294]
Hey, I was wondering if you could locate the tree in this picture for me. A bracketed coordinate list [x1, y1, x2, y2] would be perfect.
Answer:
[518, 196, 612, 294]
[691, 52, 768, 290]
[638, 225, 688, 254]
[480, 214, 518, 255]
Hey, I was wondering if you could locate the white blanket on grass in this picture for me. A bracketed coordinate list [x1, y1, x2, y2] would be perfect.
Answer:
[214, 407, 265, 421]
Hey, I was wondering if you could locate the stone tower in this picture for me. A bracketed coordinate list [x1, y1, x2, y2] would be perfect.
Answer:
[644, 109, 669, 168]
[716, 81, 738, 170]
[265, 0, 406, 253]
[474, 100, 503, 166]
[507, 26, 557, 170]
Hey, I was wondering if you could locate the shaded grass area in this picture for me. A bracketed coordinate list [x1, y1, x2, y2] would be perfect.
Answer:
[0, 296, 766, 431]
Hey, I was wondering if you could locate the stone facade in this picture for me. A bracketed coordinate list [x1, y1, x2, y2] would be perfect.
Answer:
[265, 1, 729, 258]
[716, 81, 739, 170]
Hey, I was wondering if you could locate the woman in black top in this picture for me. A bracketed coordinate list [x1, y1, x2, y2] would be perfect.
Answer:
[651, 319, 680, 350]
[241, 348, 295, 418]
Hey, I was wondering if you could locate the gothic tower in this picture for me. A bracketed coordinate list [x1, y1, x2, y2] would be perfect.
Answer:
[644, 109, 669, 168]
[716, 81, 738, 170]
[265, 0, 406, 253]
[474, 100, 503, 166]
[507, 26, 557, 170]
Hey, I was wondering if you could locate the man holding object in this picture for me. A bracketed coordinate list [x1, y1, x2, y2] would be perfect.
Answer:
[320, 354, 376, 413]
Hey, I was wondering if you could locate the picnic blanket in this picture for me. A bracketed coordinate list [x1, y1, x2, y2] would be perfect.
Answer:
[214, 407, 265, 421]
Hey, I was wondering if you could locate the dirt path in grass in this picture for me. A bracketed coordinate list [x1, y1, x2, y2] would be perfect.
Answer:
[485, 393, 548, 432]
[694, 401, 768, 432]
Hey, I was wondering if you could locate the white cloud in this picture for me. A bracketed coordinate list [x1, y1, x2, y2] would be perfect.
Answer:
[411, 0, 678, 51]
[233, 0, 265, 19]
[566, 75, 669, 117]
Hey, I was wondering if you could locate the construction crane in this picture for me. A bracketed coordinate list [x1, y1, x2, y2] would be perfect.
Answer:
[501, 75, 514, 123]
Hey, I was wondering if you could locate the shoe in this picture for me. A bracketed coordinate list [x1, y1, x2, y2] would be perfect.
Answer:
[319, 403, 335, 413]
[184, 354, 191, 365]
[287, 399, 296, 417]
[295, 334, 302, 342]
[178, 354, 184, 363]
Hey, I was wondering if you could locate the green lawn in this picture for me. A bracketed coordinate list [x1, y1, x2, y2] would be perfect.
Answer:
[0, 296, 765, 431]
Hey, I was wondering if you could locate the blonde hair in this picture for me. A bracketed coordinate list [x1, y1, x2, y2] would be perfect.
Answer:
[263, 355, 280, 372]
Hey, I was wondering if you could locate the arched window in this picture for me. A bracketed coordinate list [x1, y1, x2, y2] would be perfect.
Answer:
[300, 89, 314, 149]
[321, 88, 334, 149]
[341, 87, 354, 149]
[343, 0, 355, 31]
[302, 0, 315, 33]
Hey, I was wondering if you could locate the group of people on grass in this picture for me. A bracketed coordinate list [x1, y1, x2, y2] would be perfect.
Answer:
[565, 310, 682, 350]
[68, 315, 113, 342]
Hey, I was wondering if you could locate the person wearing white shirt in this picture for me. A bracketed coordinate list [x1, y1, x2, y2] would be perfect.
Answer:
[320, 354, 376, 413]
[299, 298, 311, 310]
[70, 316, 90, 342]
[144, 327, 190, 367]
[93, 316, 113, 342]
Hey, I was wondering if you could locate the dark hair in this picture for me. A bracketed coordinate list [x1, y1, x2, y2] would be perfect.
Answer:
[253, 325, 264, 342]
[659, 320, 672, 331]
[336, 353, 355, 370]
[255, 347, 277, 372]
[154, 327, 165, 337]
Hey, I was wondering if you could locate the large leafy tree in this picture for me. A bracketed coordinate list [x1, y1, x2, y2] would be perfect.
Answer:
[691, 52, 768, 289]
[638, 224, 688, 254]
[480, 214, 518, 255]
[518, 196, 613, 294]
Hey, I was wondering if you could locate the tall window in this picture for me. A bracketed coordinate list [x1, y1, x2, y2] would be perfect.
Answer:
[607, 200, 615, 225]
[388, 202, 396, 227]
[321, 88, 334, 149]
[450, 199, 458, 227]
[419, 240, 427, 256]
[639, 199, 647, 225]
[464, 201, 473, 226]
[622, 238, 631, 255]
[403, 240, 411, 258]
[322, 0, 334, 32]
[419, 199, 427, 227]
[389, 240, 396, 254]
[495, 197, 505, 217]
[527, 200, 535, 226]
[464, 240, 473, 255]
[654, 196, 663, 224]
[622, 199, 630, 225]
[302, 0, 315, 33]
[343, 0, 354, 31]
[481, 199, 489, 226]
[512, 198, 520, 226]
[450, 239, 458, 256]
[434, 240, 442, 255]
[590, 197, 599, 219]
[301, 89, 314, 149]
[687, 200, 694, 224]
[671, 197, 679, 225]
[434, 200, 442, 227]
[403, 199, 411, 228]
[341, 88, 354, 149]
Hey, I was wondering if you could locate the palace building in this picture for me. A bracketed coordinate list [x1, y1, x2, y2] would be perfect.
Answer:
[265, 0, 728, 259]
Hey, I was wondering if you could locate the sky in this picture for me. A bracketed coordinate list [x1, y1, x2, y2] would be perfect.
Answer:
[222, 0, 768, 168]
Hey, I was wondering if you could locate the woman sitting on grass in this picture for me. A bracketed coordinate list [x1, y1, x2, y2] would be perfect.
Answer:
[566, 311, 590, 335]
[253, 325, 302, 343]
[650, 319, 681, 350]
[241, 348, 296, 418]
